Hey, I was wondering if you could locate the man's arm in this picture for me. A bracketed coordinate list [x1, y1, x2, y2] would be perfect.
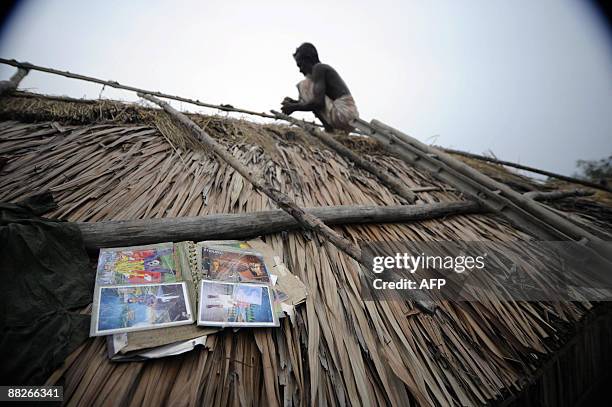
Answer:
[281, 65, 326, 114]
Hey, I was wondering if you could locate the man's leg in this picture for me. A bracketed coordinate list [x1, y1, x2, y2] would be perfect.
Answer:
[314, 110, 334, 133]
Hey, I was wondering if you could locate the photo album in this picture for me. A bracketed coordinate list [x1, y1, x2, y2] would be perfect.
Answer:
[91, 239, 307, 359]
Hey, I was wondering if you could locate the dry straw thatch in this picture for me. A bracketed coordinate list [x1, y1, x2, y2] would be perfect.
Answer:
[1, 92, 611, 406]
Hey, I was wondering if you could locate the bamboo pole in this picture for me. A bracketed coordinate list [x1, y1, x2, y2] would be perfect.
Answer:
[353, 118, 566, 241]
[368, 120, 612, 258]
[523, 189, 594, 201]
[0, 67, 29, 96]
[410, 186, 455, 193]
[271, 110, 417, 203]
[443, 148, 612, 193]
[138, 92, 364, 263]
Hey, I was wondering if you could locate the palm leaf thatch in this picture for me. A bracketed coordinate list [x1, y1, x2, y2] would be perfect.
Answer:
[1, 92, 611, 406]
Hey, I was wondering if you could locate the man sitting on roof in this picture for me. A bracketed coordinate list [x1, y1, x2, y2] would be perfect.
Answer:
[281, 43, 359, 133]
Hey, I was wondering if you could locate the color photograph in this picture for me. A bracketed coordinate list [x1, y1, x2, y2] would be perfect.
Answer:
[202, 247, 270, 283]
[198, 281, 276, 327]
[94, 282, 193, 335]
[96, 243, 178, 285]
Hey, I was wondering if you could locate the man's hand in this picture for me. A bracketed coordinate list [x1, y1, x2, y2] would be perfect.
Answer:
[281, 97, 298, 115]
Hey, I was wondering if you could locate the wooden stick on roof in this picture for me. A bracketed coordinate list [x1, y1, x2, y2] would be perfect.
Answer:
[77, 189, 595, 250]
[77, 202, 481, 250]
[523, 189, 594, 201]
[0, 58, 279, 119]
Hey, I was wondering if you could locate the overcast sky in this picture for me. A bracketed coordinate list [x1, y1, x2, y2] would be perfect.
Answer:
[1, 0, 610, 177]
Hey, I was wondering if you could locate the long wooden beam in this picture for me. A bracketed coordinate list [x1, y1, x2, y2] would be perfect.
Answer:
[77, 202, 480, 250]
[354, 119, 564, 240]
[77, 187, 591, 250]
[76, 189, 590, 314]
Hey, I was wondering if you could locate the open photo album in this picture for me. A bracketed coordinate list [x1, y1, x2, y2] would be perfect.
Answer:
[90, 240, 306, 342]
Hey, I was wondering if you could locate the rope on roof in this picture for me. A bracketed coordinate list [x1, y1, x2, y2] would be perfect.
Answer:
[0, 58, 325, 127]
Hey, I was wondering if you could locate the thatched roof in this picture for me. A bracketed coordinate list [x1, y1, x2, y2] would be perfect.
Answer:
[1, 92, 610, 406]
